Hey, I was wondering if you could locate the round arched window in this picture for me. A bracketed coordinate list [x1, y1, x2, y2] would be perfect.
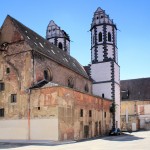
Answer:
[43, 69, 52, 81]
[68, 77, 74, 88]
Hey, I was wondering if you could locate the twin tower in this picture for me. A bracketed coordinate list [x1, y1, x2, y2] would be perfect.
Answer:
[46, 7, 120, 128]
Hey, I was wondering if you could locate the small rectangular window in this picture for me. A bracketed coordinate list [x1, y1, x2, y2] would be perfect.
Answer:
[6, 68, 10, 74]
[0, 108, 4, 117]
[80, 109, 83, 117]
[0, 82, 5, 91]
[104, 112, 106, 118]
[11, 94, 17, 103]
[89, 110, 92, 117]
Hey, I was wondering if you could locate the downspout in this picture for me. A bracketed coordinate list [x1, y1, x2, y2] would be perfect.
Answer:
[27, 51, 34, 140]
[27, 89, 31, 140]
[101, 97, 104, 135]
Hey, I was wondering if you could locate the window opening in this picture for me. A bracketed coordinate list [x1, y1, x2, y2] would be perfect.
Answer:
[58, 42, 63, 49]
[0, 108, 4, 117]
[0, 83, 4, 91]
[108, 32, 111, 42]
[98, 32, 102, 42]
[68, 77, 74, 88]
[6, 68, 10, 74]
[104, 112, 106, 118]
[80, 109, 83, 117]
[85, 83, 89, 92]
[89, 110, 92, 117]
[102, 93, 104, 98]
[11, 94, 17, 103]
[44, 69, 52, 81]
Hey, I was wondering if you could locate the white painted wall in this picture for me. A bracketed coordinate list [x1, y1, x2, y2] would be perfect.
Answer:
[30, 118, 58, 140]
[114, 63, 120, 84]
[91, 48, 95, 61]
[0, 120, 28, 140]
[97, 45, 104, 62]
[115, 47, 118, 63]
[107, 45, 113, 59]
[0, 118, 59, 140]
[92, 82, 112, 99]
[144, 105, 150, 114]
[91, 62, 111, 82]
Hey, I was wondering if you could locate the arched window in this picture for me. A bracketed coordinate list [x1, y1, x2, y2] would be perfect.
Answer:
[68, 77, 74, 88]
[108, 32, 111, 42]
[98, 32, 102, 42]
[85, 83, 89, 92]
[58, 42, 63, 49]
[43, 69, 52, 81]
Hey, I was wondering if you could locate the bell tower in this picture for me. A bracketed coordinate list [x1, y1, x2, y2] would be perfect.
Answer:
[46, 20, 70, 55]
[90, 7, 120, 128]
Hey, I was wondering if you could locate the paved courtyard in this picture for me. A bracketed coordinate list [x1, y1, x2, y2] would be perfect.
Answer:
[0, 131, 150, 150]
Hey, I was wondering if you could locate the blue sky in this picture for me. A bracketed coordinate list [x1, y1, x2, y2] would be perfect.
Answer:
[1, 0, 150, 80]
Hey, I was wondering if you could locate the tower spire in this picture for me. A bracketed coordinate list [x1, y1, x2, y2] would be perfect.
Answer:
[46, 20, 70, 55]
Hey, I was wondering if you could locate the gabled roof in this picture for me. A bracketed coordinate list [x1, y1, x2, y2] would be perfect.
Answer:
[7, 15, 88, 79]
[121, 78, 150, 101]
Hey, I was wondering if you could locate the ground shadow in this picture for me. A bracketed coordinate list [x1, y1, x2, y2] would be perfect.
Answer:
[0, 133, 145, 149]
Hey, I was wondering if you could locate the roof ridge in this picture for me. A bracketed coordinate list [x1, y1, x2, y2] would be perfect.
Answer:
[6, 15, 89, 79]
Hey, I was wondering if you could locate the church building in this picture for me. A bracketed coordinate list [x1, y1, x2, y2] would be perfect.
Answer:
[0, 7, 120, 141]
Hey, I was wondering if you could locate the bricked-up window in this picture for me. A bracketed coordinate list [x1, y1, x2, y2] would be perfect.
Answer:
[89, 110, 92, 117]
[0, 108, 4, 117]
[0, 82, 5, 91]
[98, 32, 102, 42]
[80, 109, 83, 117]
[108, 32, 111, 42]
[11, 94, 17, 103]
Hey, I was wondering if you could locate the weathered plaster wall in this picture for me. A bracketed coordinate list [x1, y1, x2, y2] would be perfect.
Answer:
[121, 100, 150, 131]
[31, 86, 112, 141]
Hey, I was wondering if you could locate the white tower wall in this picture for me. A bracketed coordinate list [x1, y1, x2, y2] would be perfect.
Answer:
[90, 7, 120, 128]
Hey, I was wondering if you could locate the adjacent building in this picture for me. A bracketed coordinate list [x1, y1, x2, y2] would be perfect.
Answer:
[121, 78, 150, 131]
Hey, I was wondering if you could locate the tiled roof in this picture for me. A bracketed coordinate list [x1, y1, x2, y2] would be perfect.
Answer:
[8, 15, 89, 79]
[121, 78, 150, 100]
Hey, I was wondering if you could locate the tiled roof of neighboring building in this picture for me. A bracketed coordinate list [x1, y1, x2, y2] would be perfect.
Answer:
[8, 15, 89, 79]
[121, 78, 150, 101]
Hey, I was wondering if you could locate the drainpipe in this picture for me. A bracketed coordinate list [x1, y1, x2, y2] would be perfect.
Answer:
[27, 89, 31, 140]
[101, 97, 104, 135]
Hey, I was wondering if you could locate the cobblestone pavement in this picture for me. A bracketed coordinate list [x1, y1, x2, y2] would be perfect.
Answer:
[0, 131, 150, 150]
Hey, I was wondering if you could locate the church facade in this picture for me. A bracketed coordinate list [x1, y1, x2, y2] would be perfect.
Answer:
[0, 7, 120, 141]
